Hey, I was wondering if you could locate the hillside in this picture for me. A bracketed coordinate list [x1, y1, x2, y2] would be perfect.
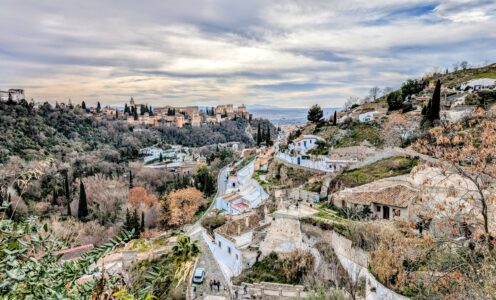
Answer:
[0, 100, 254, 163]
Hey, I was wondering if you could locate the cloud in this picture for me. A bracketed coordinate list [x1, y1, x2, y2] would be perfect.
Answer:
[0, 0, 494, 107]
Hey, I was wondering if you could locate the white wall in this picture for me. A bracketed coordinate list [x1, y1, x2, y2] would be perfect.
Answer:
[203, 230, 243, 277]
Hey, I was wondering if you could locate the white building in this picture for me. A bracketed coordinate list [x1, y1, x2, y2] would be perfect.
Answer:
[215, 160, 269, 215]
[276, 152, 354, 173]
[460, 78, 496, 90]
[358, 111, 376, 123]
[288, 135, 323, 155]
[203, 211, 267, 277]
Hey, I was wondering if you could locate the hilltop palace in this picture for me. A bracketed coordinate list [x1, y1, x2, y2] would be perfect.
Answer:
[121, 97, 252, 128]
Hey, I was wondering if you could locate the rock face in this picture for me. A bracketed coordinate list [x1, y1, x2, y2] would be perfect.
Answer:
[267, 161, 315, 188]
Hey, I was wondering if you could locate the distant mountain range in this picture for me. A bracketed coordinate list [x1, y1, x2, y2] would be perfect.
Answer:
[248, 105, 341, 125]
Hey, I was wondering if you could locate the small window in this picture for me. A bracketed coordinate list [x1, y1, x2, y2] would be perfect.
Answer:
[228, 247, 231, 254]
[235, 254, 239, 260]
[376, 206, 381, 212]
[218, 241, 222, 248]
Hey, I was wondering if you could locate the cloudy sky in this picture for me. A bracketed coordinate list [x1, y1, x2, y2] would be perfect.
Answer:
[0, 0, 495, 108]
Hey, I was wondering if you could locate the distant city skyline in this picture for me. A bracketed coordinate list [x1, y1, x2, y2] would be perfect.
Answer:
[0, 0, 495, 108]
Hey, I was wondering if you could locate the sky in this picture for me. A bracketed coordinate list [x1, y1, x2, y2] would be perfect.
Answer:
[0, 0, 495, 108]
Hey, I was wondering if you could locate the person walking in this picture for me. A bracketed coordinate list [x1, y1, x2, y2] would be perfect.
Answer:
[209, 280, 213, 291]
[244, 284, 248, 294]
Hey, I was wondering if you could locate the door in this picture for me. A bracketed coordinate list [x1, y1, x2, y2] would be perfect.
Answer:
[383, 206, 390, 219]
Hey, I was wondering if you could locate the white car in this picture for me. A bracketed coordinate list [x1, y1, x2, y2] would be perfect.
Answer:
[192, 268, 206, 284]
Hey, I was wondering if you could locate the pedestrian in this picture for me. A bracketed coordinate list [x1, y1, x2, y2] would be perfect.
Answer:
[234, 290, 238, 298]
[217, 280, 221, 291]
[209, 280, 213, 291]
[244, 284, 248, 294]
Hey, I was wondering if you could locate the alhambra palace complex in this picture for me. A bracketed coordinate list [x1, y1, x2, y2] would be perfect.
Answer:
[121, 97, 251, 127]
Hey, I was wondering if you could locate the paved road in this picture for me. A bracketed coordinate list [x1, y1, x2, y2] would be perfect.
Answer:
[191, 231, 230, 299]
[187, 165, 231, 299]
[187, 166, 229, 236]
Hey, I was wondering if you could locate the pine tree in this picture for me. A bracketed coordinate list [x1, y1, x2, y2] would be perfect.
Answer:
[81, 101, 86, 110]
[64, 172, 72, 217]
[257, 123, 262, 146]
[78, 179, 89, 221]
[133, 109, 138, 120]
[129, 170, 134, 189]
[97, 101, 101, 112]
[333, 110, 337, 126]
[140, 211, 145, 232]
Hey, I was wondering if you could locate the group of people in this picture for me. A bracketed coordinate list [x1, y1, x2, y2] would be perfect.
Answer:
[209, 279, 222, 292]
[233, 285, 248, 298]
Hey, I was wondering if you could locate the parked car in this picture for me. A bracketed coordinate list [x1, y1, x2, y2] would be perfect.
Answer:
[192, 268, 206, 284]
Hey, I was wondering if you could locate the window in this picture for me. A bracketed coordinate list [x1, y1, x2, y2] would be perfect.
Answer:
[218, 241, 222, 248]
[235, 254, 239, 260]
[228, 247, 231, 255]
[376, 206, 381, 212]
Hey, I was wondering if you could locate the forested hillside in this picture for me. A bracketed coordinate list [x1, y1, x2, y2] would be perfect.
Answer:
[0, 100, 254, 163]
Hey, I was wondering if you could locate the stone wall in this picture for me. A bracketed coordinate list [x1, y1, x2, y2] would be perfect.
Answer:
[300, 223, 409, 300]
[232, 282, 307, 298]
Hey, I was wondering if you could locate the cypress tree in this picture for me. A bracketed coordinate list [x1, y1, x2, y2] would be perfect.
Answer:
[149, 105, 153, 116]
[430, 80, 441, 122]
[97, 101, 101, 112]
[265, 125, 272, 146]
[5, 193, 13, 219]
[115, 109, 119, 119]
[159, 153, 163, 162]
[81, 101, 86, 110]
[257, 123, 262, 146]
[124, 208, 132, 231]
[133, 209, 140, 235]
[129, 170, 134, 189]
[52, 188, 58, 206]
[140, 211, 145, 232]
[64, 172, 72, 217]
[133, 109, 138, 120]
[333, 111, 337, 126]
[124, 103, 129, 114]
[78, 179, 89, 221]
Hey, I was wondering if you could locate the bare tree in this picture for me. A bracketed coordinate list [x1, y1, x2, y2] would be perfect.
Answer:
[382, 87, 393, 95]
[460, 61, 468, 70]
[452, 62, 459, 72]
[344, 97, 360, 110]
[369, 86, 381, 101]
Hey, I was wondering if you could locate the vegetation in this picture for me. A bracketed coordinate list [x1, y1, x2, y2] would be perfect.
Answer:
[0, 100, 254, 164]
[421, 79, 441, 126]
[233, 251, 314, 285]
[333, 156, 418, 189]
[307, 104, 324, 124]
[333, 123, 383, 148]
[159, 187, 205, 228]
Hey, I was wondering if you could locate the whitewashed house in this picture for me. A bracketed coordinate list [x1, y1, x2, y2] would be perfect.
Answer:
[288, 135, 323, 155]
[203, 211, 268, 277]
[215, 160, 269, 215]
[358, 111, 376, 123]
